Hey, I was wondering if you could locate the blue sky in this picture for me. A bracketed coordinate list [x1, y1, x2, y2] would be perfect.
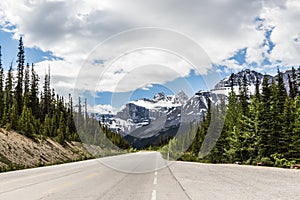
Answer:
[92, 70, 208, 107]
[0, 30, 60, 70]
[1, 0, 300, 113]
[0, 29, 218, 105]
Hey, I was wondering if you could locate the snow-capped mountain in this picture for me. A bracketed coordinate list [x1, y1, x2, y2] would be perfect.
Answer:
[98, 68, 298, 148]
[101, 90, 224, 148]
[106, 91, 189, 135]
[130, 91, 189, 110]
[212, 69, 272, 96]
[274, 68, 300, 93]
[180, 91, 223, 123]
[212, 68, 299, 95]
[214, 69, 270, 89]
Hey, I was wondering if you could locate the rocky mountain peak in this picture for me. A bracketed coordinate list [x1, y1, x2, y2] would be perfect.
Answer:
[214, 69, 269, 89]
[153, 92, 166, 102]
[175, 90, 189, 104]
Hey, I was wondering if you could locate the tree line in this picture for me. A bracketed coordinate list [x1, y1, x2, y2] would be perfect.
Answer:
[2, 37, 298, 166]
[0, 37, 80, 143]
[0, 37, 130, 150]
[163, 67, 300, 168]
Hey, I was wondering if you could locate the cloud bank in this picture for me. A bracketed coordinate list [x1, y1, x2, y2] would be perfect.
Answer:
[0, 0, 299, 94]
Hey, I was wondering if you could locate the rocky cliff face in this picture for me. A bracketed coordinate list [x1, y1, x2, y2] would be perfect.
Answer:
[113, 91, 189, 130]
[212, 68, 299, 95]
[214, 69, 271, 89]
[116, 103, 150, 123]
[99, 68, 298, 148]
[102, 90, 224, 148]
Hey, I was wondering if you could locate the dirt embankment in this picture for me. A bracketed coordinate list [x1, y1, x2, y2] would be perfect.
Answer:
[0, 128, 93, 171]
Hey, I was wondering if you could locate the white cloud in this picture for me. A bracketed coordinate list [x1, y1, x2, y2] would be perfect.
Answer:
[260, 0, 300, 66]
[89, 104, 119, 115]
[0, 0, 300, 95]
[219, 59, 245, 71]
[95, 49, 200, 93]
[141, 83, 153, 91]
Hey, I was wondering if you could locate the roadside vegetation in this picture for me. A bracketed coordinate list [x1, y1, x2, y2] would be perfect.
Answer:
[1, 37, 299, 171]
[161, 68, 300, 168]
[0, 38, 130, 172]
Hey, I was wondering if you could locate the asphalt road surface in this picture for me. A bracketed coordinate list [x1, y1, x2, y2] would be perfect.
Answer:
[0, 151, 299, 200]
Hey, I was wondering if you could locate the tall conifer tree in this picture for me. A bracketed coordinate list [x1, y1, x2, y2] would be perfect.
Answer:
[15, 37, 25, 115]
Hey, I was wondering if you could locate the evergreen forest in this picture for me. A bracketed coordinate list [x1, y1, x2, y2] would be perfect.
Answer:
[164, 67, 300, 168]
[1, 37, 299, 168]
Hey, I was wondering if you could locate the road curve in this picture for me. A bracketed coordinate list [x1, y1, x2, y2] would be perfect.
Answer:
[0, 151, 299, 200]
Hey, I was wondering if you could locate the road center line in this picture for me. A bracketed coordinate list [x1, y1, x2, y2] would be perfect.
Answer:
[151, 190, 156, 200]
[154, 171, 157, 176]
[153, 177, 157, 185]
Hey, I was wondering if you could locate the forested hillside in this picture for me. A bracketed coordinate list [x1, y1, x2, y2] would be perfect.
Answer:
[0, 37, 80, 143]
[0, 38, 131, 171]
[164, 67, 300, 168]
[1, 37, 299, 170]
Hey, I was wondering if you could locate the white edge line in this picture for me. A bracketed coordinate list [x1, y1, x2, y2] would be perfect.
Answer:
[151, 190, 156, 200]
[153, 177, 157, 185]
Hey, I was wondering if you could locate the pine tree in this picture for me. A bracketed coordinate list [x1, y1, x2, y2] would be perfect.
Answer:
[272, 69, 288, 155]
[0, 39, 84, 144]
[288, 74, 295, 98]
[24, 63, 30, 105]
[18, 104, 35, 137]
[276, 69, 288, 110]
[269, 79, 280, 154]
[222, 73, 242, 162]
[15, 37, 25, 115]
[9, 99, 19, 130]
[255, 75, 260, 99]
[2, 62, 14, 126]
[290, 67, 298, 97]
[282, 98, 295, 158]
[225, 75, 241, 130]
[56, 112, 65, 143]
[239, 74, 249, 116]
[67, 94, 77, 139]
[5, 62, 14, 108]
[76, 97, 84, 130]
[207, 97, 228, 163]
[257, 75, 272, 158]
[190, 101, 211, 156]
[50, 112, 58, 137]
[29, 64, 40, 118]
[43, 114, 51, 137]
[239, 96, 260, 164]
[41, 68, 51, 119]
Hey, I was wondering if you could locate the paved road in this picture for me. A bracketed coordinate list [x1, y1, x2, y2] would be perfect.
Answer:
[0, 152, 299, 200]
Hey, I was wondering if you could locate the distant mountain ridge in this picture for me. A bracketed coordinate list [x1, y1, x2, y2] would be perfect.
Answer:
[108, 91, 190, 135]
[212, 68, 299, 95]
[101, 90, 223, 148]
[214, 69, 272, 88]
[98, 68, 299, 148]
